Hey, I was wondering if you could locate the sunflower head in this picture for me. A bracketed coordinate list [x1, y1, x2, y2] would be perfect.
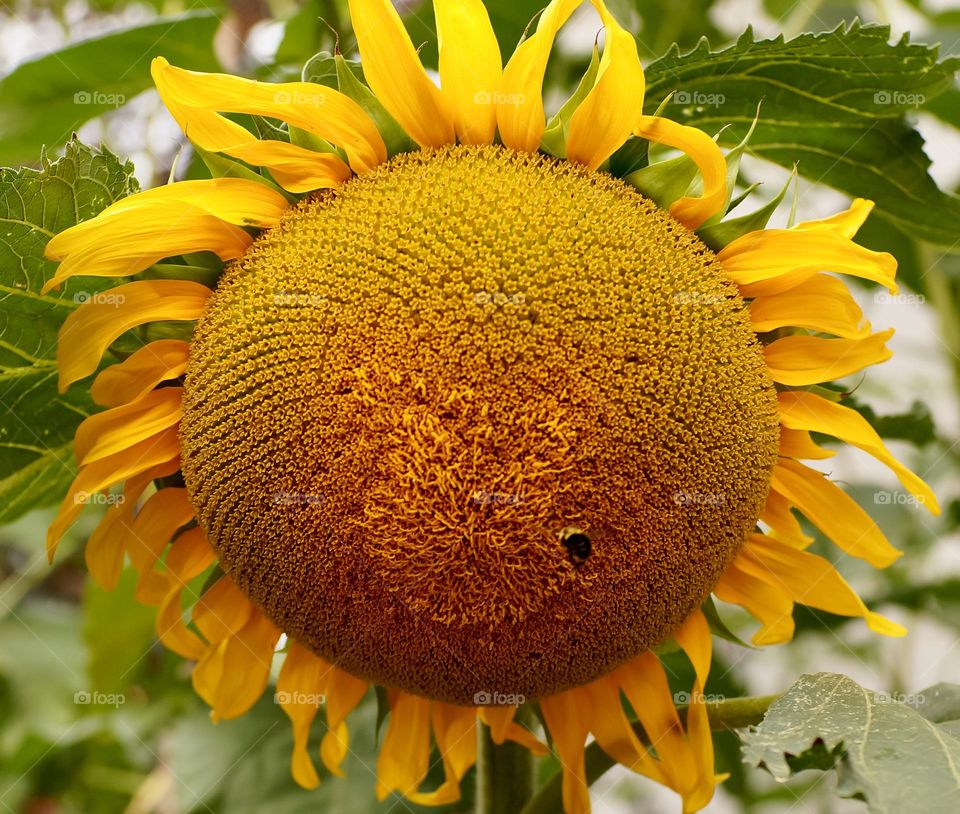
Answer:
[40, 0, 938, 811]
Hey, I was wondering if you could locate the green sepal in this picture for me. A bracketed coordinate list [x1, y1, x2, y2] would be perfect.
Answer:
[191, 143, 294, 201]
[693, 108, 760, 228]
[143, 262, 223, 288]
[374, 685, 391, 741]
[697, 167, 796, 250]
[540, 45, 601, 158]
[701, 595, 753, 648]
[625, 151, 700, 210]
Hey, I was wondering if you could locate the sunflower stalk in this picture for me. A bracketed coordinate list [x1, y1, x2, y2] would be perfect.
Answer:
[476, 708, 537, 813]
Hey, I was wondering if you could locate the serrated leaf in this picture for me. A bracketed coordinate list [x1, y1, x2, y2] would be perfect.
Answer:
[643, 23, 960, 247]
[0, 12, 221, 166]
[0, 140, 138, 524]
[742, 672, 960, 814]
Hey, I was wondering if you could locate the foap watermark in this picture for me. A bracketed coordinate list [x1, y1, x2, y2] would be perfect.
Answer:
[74, 491, 125, 507]
[674, 491, 727, 506]
[472, 490, 525, 507]
[273, 491, 325, 507]
[273, 291, 327, 307]
[74, 690, 125, 708]
[474, 91, 525, 107]
[473, 691, 525, 706]
[875, 291, 926, 307]
[274, 690, 326, 706]
[673, 90, 726, 108]
[674, 290, 728, 306]
[673, 690, 726, 705]
[74, 291, 125, 307]
[873, 690, 926, 705]
[74, 90, 125, 107]
[874, 90, 925, 108]
[874, 490, 927, 508]
[473, 291, 525, 307]
[273, 90, 326, 107]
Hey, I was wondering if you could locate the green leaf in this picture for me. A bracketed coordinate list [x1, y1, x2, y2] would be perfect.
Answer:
[742, 672, 960, 814]
[847, 399, 938, 446]
[0, 140, 138, 524]
[0, 12, 221, 167]
[643, 23, 960, 247]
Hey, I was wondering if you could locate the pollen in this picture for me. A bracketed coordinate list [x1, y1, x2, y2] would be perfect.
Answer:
[180, 144, 780, 704]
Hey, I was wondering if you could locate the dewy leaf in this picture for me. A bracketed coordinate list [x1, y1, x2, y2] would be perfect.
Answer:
[0, 12, 221, 166]
[643, 23, 960, 247]
[742, 672, 960, 814]
[0, 139, 138, 524]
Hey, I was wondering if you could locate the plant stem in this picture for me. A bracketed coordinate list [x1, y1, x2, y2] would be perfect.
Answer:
[519, 694, 782, 814]
[475, 708, 536, 814]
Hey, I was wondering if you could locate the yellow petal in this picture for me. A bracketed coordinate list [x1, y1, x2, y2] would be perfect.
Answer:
[435, 0, 501, 145]
[714, 561, 796, 645]
[376, 692, 432, 800]
[42, 178, 283, 292]
[759, 490, 813, 548]
[277, 642, 331, 789]
[633, 115, 727, 229]
[771, 458, 902, 567]
[346, 0, 454, 148]
[764, 329, 894, 386]
[193, 575, 255, 644]
[477, 705, 549, 755]
[46, 426, 181, 560]
[565, 2, 646, 170]
[749, 273, 871, 339]
[794, 198, 874, 239]
[84, 457, 181, 590]
[408, 703, 477, 805]
[156, 526, 216, 659]
[192, 639, 227, 708]
[778, 390, 939, 513]
[321, 666, 369, 775]
[539, 689, 592, 814]
[91, 340, 190, 407]
[124, 487, 196, 600]
[778, 427, 835, 461]
[739, 533, 906, 637]
[497, 0, 582, 152]
[57, 280, 211, 391]
[74, 387, 183, 466]
[718, 228, 898, 298]
[211, 611, 281, 720]
[152, 58, 379, 186]
[674, 609, 711, 686]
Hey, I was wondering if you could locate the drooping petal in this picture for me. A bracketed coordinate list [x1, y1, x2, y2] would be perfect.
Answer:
[91, 340, 190, 407]
[192, 574, 255, 644]
[759, 490, 813, 548]
[57, 280, 211, 391]
[376, 692, 432, 800]
[778, 427, 835, 461]
[84, 457, 181, 589]
[738, 533, 906, 637]
[277, 642, 332, 789]
[565, 1, 646, 170]
[749, 273, 871, 339]
[764, 329, 894, 386]
[539, 689, 592, 814]
[633, 115, 727, 229]
[718, 228, 898, 298]
[770, 458, 902, 567]
[793, 198, 874, 239]
[156, 526, 216, 659]
[435, 0, 501, 145]
[47, 426, 181, 560]
[497, 0, 582, 152]
[74, 387, 183, 465]
[408, 703, 478, 805]
[346, 0, 454, 148]
[321, 667, 369, 775]
[778, 390, 939, 512]
[210, 611, 282, 721]
[123, 487, 196, 600]
[477, 705, 548, 754]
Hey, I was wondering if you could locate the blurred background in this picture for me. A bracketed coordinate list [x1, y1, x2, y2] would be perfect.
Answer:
[0, 0, 958, 812]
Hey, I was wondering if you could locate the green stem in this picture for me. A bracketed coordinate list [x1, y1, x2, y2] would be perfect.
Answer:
[476, 707, 536, 814]
[519, 694, 781, 814]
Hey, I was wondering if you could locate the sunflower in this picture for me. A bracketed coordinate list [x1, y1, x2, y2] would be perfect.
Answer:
[41, 0, 938, 811]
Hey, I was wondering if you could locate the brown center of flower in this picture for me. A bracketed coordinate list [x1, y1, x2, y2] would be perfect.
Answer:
[180, 144, 780, 704]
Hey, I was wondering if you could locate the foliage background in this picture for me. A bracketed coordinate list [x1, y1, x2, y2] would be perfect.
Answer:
[0, 0, 959, 812]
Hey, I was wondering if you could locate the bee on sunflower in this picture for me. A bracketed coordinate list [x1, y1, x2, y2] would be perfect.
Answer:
[41, 0, 937, 812]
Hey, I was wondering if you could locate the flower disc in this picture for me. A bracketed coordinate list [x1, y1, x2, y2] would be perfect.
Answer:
[180, 145, 780, 704]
